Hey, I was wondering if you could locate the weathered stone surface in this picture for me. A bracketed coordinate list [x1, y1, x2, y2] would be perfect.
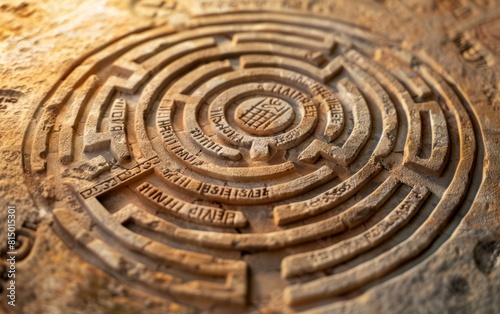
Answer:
[0, 0, 499, 313]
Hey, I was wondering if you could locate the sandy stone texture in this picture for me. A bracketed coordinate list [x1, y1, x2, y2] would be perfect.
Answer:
[0, 0, 499, 313]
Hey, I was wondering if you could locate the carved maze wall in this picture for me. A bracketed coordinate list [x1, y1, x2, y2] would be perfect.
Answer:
[23, 12, 478, 311]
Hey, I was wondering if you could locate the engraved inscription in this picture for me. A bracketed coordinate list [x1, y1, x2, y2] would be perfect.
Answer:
[136, 182, 247, 228]
[0, 89, 23, 113]
[80, 156, 161, 199]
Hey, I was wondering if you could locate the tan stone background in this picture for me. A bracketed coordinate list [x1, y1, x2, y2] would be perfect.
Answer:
[0, 0, 499, 313]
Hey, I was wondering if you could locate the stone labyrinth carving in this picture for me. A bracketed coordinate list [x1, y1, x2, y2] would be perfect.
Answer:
[23, 12, 478, 310]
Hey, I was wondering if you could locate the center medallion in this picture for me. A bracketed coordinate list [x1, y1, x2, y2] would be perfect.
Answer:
[235, 97, 295, 136]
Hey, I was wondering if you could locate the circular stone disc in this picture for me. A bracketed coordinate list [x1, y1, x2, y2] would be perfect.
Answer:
[1, 1, 499, 314]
